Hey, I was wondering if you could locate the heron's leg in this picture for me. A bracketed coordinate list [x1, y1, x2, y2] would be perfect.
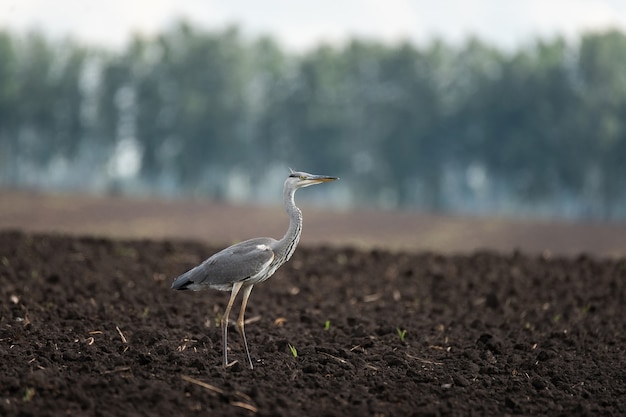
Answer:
[222, 281, 243, 367]
[236, 285, 254, 369]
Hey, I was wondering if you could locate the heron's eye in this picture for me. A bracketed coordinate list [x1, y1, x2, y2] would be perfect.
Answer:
[299, 176, 306, 180]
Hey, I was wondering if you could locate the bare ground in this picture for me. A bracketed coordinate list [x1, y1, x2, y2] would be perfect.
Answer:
[1, 189, 625, 257]
[0, 190, 625, 416]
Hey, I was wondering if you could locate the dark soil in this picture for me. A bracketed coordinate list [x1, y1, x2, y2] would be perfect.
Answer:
[1, 230, 625, 416]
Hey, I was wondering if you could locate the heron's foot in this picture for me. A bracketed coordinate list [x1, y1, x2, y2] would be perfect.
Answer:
[224, 359, 239, 368]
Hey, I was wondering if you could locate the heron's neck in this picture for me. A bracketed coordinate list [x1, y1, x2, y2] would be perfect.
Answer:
[278, 186, 303, 261]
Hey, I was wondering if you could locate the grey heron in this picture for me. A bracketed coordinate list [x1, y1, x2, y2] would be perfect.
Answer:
[171, 169, 338, 369]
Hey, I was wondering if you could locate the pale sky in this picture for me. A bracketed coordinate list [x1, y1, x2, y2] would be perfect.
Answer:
[1, 0, 626, 50]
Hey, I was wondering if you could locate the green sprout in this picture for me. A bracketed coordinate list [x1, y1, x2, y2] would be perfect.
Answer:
[324, 320, 331, 331]
[23, 387, 35, 402]
[288, 343, 298, 358]
[396, 327, 407, 342]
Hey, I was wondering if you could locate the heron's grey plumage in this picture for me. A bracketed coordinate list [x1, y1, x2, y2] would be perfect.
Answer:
[171, 238, 276, 291]
[171, 170, 338, 369]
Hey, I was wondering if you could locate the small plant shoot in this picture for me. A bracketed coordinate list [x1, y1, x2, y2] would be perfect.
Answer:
[397, 327, 407, 342]
[288, 343, 298, 358]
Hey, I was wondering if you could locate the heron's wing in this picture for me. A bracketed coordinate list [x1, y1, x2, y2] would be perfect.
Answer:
[171, 238, 276, 290]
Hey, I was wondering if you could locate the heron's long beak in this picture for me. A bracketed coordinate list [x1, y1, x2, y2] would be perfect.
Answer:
[309, 175, 339, 183]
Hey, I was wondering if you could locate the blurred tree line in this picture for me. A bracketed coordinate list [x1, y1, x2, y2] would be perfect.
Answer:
[1, 22, 625, 220]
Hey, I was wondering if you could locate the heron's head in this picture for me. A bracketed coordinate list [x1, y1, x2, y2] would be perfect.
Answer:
[286, 169, 338, 190]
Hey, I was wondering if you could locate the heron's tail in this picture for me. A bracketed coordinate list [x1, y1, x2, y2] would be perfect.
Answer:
[171, 263, 210, 290]
[171, 269, 194, 290]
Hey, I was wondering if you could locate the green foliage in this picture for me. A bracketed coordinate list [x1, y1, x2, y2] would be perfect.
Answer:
[22, 387, 35, 402]
[396, 328, 407, 342]
[1, 25, 626, 219]
[288, 343, 298, 358]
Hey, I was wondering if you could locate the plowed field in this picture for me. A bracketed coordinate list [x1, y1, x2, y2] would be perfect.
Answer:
[1, 229, 624, 416]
